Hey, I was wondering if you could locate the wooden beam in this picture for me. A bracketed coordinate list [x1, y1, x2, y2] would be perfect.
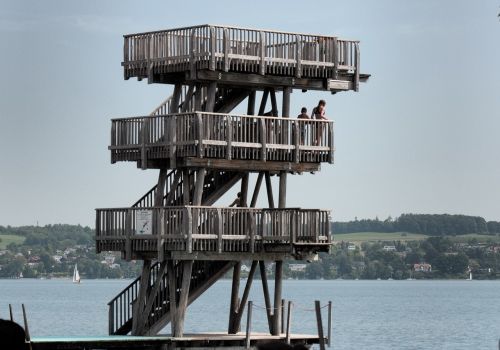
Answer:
[270, 88, 278, 116]
[170, 84, 182, 113]
[154, 168, 168, 206]
[180, 84, 195, 113]
[240, 173, 249, 207]
[259, 261, 273, 332]
[182, 169, 190, 205]
[215, 89, 250, 114]
[258, 89, 269, 116]
[250, 172, 264, 207]
[282, 87, 291, 118]
[167, 260, 177, 336]
[140, 261, 168, 332]
[272, 260, 283, 335]
[205, 82, 217, 112]
[180, 158, 321, 173]
[230, 261, 257, 333]
[247, 90, 256, 115]
[264, 172, 275, 209]
[164, 170, 182, 206]
[192, 168, 206, 206]
[278, 171, 287, 208]
[228, 262, 241, 333]
[175, 260, 193, 337]
[131, 260, 152, 335]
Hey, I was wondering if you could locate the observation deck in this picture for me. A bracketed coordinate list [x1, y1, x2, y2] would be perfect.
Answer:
[110, 112, 334, 172]
[122, 24, 369, 92]
[96, 206, 330, 261]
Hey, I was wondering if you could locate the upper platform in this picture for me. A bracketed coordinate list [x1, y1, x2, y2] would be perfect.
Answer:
[122, 24, 369, 92]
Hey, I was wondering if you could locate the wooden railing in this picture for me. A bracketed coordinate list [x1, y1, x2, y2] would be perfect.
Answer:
[96, 206, 331, 254]
[110, 112, 334, 164]
[123, 24, 360, 81]
[107, 260, 233, 335]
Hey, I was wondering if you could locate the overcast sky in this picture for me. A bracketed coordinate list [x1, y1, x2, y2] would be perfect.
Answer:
[1, 0, 499, 227]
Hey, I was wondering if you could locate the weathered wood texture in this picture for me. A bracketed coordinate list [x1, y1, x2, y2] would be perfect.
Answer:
[122, 25, 364, 93]
[96, 206, 331, 257]
[108, 260, 234, 336]
[110, 112, 334, 166]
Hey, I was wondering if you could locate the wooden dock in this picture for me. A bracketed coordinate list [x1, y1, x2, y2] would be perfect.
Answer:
[31, 332, 324, 350]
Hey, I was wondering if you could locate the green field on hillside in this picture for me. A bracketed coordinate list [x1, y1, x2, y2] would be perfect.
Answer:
[333, 232, 427, 242]
[0, 234, 25, 249]
[334, 231, 500, 243]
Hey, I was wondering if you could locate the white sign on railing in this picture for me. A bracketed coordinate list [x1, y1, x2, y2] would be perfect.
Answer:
[135, 210, 153, 235]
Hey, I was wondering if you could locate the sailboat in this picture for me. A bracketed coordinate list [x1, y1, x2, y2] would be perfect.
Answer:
[72, 264, 81, 284]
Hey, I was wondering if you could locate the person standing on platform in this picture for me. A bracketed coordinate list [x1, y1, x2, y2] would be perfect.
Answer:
[311, 100, 327, 145]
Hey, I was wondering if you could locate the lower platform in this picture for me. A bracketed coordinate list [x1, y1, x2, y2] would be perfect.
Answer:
[31, 332, 323, 349]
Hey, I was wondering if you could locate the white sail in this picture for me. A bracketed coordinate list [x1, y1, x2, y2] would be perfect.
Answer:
[73, 264, 81, 283]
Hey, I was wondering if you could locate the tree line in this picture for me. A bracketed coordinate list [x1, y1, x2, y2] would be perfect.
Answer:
[333, 214, 500, 236]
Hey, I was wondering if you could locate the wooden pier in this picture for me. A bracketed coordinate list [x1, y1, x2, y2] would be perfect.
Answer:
[89, 24, 368, 348]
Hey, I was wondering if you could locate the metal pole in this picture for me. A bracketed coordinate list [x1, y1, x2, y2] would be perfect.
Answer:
[22, 304, 31, 341]
[9, 304, 13, 321]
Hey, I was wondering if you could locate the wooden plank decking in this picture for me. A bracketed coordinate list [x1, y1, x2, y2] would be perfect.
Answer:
[109, 112, 334, 170]
[95, 206, 331, 260]
[31, 332, 323, 350]
[122, 24, 369, 92]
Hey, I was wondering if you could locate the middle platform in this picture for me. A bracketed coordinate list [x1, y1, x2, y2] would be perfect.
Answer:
[96, 206, 331, 261]
[109, 112, 334, 172]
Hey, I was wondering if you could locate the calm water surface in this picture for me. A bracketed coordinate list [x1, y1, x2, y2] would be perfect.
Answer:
[1, 279, 499, 349]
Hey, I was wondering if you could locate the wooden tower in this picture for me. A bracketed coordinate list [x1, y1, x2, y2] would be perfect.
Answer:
[96, 24, 368, 342]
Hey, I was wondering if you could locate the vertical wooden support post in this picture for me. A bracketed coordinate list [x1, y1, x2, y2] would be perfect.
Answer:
[264, 172, 275, 209]
[209, 26, 216, 71]
[140, 118, 148, 170]
[315, 300, 326, 350]
[281, 299, 285, 334]
[167, 260, 177, 336]
[279, 172, 287, 209]
[228, 262, 241, 333]
[259, 261, 273, 332]
[245, 301, 253, 348]
[240, 173, 249, 207]
[226, 116, 233, 160]
[295, 35, 302, 78]
[332, 37, 338, 80]
[193, 168, 206, 206]
[285, 300, 293, 344]
[354, 42, 360, 92]
[205, 82, 217, 112]
[327, 301, 332, 347]
[272, 260, 283, 335]
[183, 169, 190, 205]
[250, 172, 264, 208]
[270, 88, 278, 117]
[223, 28, 230, 72]
[175, 260, 193, 337]
[282, 87, 291, 118]
[170, 83, 183, 114]
[247, 90, 256, 115]
[194, 84, 202, 111]
[189, 29, 197, 79]
[259, 31, 266, 75]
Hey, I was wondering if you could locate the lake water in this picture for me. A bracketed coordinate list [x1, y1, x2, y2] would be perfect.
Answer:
[1, 279, 499, 349]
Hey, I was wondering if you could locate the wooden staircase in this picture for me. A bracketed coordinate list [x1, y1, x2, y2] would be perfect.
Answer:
[108, 260, 234, 335]
[132, 169, 243, 208]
